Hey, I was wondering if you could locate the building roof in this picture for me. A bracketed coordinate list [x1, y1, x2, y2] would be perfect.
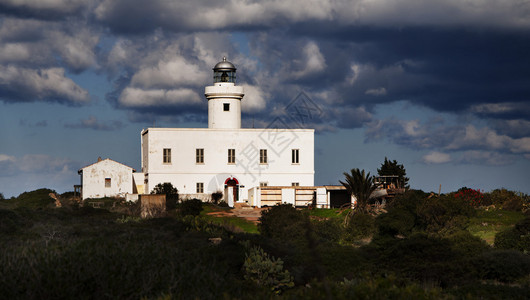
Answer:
[78, 158, 136, 174]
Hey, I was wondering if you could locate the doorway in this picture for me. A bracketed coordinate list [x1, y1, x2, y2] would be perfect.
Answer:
[224, 177, 239, 202]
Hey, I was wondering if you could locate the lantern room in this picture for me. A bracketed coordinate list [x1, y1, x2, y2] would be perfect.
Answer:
[213, 56, 236, 84]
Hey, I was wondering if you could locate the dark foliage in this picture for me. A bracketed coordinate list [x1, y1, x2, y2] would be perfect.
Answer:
[211, 191, 223, 205]
[258, 204, 309, 246]
[9, 188, 56, 209]
[376, 207, 416, 237]
[343, 212, 376, 241]
[311, 218, 342, 244]
[416, 194, 475, 235]
[472, 250, 530, 282]
[447, 230, 489, 257]
[494, 216, 530, 252]
[377, 157, 410, 188]
[178, 198, 203, 216]
[151, 182, 179, 210]
[340, 168, 377, 213]
[485, 188, 525, 211]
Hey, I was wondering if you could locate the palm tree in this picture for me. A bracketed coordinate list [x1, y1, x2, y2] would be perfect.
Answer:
[340, 168, 377, 213]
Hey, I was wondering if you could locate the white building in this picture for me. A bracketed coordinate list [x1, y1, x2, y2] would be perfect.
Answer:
[140, 58, 315, 204]
[78, 158, 136, 200]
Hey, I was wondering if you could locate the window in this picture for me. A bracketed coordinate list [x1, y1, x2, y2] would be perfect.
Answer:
[105, 178, 111, 188]
[163, 148, 171, 164]
[196, 148, 204, 163]
[223, 103, 230, 111]
[260, 182, 268, 187]
[292, 182, 299, 187]
[260, 149, 267, 164]
[228, 149, 235, 164]
[292, 149, 299, 164]
[196, 182, 204, 193]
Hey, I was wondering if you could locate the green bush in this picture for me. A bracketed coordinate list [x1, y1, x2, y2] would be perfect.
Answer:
[416, 194, 474, 235]
[311, 218, 342, 244]
[343, 212, 375, 242]
[0, 209, 31, 235]
[473, 249, 530, 283]
[486, 188, 524, 210]
[151, 182, 179, 210]
[494, 216, 530, 252]
[387, 189, 428, 211]
[447, 230, 489, 257]
[12, 188, 56, 209]
[178, 198, 203, 216]
[242, 246, 294, 292]
[376, 208, 416, 237]
[258, 204, 309, 246]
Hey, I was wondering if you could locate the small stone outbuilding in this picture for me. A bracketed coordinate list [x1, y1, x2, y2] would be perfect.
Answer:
[78, 158, 136, 200]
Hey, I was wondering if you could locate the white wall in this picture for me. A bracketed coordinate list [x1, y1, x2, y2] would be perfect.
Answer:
[205, 82, 244, 129]
[80, 159, 134, 200]
[141, 128, 314, 201]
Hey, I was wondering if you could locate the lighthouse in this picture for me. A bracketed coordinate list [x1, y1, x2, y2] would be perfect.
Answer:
[205, 57, 244, 129]
[139, 57, 314, 205]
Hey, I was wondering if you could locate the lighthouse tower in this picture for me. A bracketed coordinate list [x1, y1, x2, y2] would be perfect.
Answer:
[205, 57, 244, 129]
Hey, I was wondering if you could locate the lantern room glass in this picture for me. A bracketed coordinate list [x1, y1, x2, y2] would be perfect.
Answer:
[214, 71, 236, 83]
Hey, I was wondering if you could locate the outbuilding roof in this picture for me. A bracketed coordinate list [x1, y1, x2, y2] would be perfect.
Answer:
[78, 158, 136, 174]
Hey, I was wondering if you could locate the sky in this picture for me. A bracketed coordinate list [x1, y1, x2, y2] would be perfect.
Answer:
[1, 0, 530, 198]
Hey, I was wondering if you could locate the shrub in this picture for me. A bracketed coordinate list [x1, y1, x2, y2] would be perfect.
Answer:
[486, 188, 524, 210]
[178, 199, 203, 216]
[494, 216, 530, 252]
[311, 218, 342, 244]
[343, 212, 375, 242]
[447, 230, 489, 257]
[13, 188, 56, 209]
[242, 246, 294, 293]
[151, 182, 179, 210]
[211, 191, 223, 205]
[376, 208, 415, 237]
[473, 249, 530, 282]
[258, 204, 309, 246]
[387, 189, 428, 211]
[416, 194, 474, 235]
[454, 187, 484, 208]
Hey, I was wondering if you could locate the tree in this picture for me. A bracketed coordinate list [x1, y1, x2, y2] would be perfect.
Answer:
[377, 157, 409, 188]
[151, 182, 179, 210]
[340, 168, 377, 213]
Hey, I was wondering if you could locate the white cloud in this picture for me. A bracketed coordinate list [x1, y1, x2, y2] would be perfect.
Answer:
[50, 29, 99, 71]
[291, 41, 326, 79]
[422, 151, 451, 164]
[131, 56, 208, 89]
[0, 66, 90, 104]
[0, 154, 16, 162]
[240, 84, 267, 112]
[0, 43, 30, 62]
[118, 87, 202, 108]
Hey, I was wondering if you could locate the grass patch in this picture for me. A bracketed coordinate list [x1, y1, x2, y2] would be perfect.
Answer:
[307, 208, 348, 219]
[200, 204, 258, 234]
[467, 209, 525, 245]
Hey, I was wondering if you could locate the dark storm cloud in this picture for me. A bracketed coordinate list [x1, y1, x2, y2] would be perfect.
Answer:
[293, 26, 530, 116]
[1, 0, 529, 162]
[0, 0, 88, 21]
